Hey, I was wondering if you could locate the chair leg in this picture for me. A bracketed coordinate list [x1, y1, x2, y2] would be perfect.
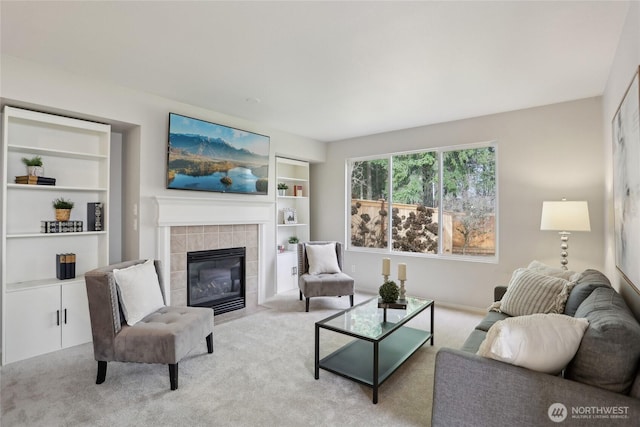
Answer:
[299, 290, 302, 301]
[206, 333, 213, 353]
[96, 361, 107, 384]
[169, 363, 179, 390]
[350, 295, 354, 307]
[305, 297, 310, 312]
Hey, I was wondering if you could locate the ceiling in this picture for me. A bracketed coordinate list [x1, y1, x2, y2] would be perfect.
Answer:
[0, 1, 630, 142]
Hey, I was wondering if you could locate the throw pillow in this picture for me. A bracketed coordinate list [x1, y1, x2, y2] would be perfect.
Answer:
[477, 313, 589, 374]
[113, 259, 166, 325]
[306, 243, 341, 275]
[565, 287, 640, 394]
[491, 268, 572, 316]
[527, 260, 577, 281]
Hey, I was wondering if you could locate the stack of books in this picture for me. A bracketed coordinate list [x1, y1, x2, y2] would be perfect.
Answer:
[41, 220, 84, 233]
[15, 175, 56, 185]
[56, 253, 76, 280]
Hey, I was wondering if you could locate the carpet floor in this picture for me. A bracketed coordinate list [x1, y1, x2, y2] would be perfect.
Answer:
[0, 291, 482, 426]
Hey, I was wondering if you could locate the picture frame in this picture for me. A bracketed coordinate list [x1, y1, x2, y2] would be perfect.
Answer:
[166, 113, 270, 194]
[612, 65, 640, 293]
[282, 208, 297, 224]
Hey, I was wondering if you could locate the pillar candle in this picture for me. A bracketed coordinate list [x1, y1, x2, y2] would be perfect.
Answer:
[398, 263, 407, 281]
[382, 258, 391, 276]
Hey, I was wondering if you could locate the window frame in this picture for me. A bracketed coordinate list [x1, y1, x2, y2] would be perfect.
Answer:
[346, 141, 498, 264]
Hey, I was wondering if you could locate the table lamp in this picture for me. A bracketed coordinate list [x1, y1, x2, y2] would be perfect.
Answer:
[540, 200, 590, 270]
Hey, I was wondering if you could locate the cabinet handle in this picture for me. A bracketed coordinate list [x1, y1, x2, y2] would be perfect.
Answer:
[56, 310, 60, 326]
[64, 308, 67, 324]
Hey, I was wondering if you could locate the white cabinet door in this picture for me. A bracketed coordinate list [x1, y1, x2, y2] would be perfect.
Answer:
[61, 281, 93, 348]
[277, 251, 298, 294]
[5, 286, 61, 364]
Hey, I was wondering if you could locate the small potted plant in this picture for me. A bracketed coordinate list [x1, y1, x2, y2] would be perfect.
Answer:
[22, 155, 44, 177]
[288, 236, 299, 252]
[277, 183, 288, 196]
[379, 280, 400, 303]
[52, 197, 74, 221]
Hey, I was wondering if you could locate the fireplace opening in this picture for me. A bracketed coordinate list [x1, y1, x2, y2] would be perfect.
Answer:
[187, 247, 246, 315]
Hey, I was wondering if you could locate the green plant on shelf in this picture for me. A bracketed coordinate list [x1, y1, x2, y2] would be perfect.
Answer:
[52, 198, 74, 210]
[21, 155, 43, 166]
[288, 236, 299, 244]
[278, 183, 289, 190]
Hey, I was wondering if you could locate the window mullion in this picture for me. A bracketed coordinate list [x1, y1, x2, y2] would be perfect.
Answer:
[437, 151, 444, 255]
[387, 154, 393, 253]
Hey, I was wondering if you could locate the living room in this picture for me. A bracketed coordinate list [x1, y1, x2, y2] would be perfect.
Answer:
[1, 1, 640, 426]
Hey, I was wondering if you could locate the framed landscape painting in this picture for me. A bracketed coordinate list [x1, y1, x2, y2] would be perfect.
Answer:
[612, 66, 640, 292]
[167, 113, 270, 195]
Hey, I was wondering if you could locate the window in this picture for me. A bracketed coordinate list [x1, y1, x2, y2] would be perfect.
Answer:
[349, 144, 497, 260]
[350, 159, 389, 249]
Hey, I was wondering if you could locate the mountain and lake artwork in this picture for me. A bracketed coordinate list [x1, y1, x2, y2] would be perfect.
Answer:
[167, 113, 270, 194]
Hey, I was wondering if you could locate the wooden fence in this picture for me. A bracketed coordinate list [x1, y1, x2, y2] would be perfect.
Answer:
[351, 199, 495, 256]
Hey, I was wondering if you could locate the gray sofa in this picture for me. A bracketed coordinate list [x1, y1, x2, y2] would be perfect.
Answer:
[432, 269, 640, 426]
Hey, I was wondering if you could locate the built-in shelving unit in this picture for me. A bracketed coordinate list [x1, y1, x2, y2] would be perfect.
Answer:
[275, 157, 309, 294]
[1, 106, 111, 364]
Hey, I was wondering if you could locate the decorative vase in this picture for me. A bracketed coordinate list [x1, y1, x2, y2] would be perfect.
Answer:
[27, 166, 44, 177]
[55, 209, 71, 221]
[278, 189, 286, 197]
[288, 243, 297, 252]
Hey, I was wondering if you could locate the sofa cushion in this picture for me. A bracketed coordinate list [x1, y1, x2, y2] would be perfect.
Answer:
[563, 269, 612, 317]
[477, 313, 589, 374]
[461, 329, 487, 354]
[491, 268, 572, 317]
[565, 287, 640, 394]
[475, 311, 510, 332]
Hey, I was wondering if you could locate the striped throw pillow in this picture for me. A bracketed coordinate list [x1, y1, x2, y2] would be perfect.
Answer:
[496, 268, 573, 316]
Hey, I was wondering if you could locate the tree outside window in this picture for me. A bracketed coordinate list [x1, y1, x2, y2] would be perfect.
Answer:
[349, 144, 497, 259]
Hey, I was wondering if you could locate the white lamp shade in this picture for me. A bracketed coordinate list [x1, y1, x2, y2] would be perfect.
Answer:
[540, 201, 591, 231]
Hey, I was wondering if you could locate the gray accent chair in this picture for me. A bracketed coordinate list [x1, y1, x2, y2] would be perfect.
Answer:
[297, 241, 355, 312]
[84, 259, 214, 390]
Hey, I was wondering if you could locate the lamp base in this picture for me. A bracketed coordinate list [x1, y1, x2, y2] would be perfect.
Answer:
[559, 231, 571, 270]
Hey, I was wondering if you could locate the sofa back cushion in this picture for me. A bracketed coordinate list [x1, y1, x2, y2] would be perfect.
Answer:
[565, 287, 640, 394]
[564, 269, 612, 317]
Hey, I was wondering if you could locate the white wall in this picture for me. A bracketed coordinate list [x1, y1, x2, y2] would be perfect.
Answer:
[109, 132, 122, 263]
[312, 97, 605, 310]
[0, 54, 327, 301]
[602, 2, 640, 317]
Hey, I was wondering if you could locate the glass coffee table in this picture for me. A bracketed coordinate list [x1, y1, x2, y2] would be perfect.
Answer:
[314, 296, 434, 404]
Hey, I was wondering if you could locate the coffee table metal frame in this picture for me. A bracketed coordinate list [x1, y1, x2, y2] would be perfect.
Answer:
[314, 296, 434, 404]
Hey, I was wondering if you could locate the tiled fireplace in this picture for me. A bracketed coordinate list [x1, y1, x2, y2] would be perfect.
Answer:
[169, 224, 259, 309]
[155, 196, 274, 309]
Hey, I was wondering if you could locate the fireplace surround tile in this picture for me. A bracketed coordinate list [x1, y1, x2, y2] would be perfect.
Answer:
[169, 224, 259, 311]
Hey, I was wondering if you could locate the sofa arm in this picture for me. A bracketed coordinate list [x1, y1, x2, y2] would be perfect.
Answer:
[494, 285, 507, 301]
[432, 348, 640, 427]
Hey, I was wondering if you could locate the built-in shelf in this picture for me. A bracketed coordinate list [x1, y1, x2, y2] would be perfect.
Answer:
[2, 106, 110, 364]
[275, 157, 309, 294]
[8, 144, 108, 160]
[7, 276, 86, 292]
[7, 231, 107, 239]
[7, 183, 108, 192]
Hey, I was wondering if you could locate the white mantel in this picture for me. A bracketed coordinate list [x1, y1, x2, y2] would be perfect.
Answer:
[154, 196, 276, 305]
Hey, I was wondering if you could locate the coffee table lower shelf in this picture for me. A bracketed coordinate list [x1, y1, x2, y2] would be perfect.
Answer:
[317, 326, 431, 403]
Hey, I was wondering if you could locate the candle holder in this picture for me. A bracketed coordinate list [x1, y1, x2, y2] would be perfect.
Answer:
[383, 274, 389, 283]
[399, 279, 406, 301]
